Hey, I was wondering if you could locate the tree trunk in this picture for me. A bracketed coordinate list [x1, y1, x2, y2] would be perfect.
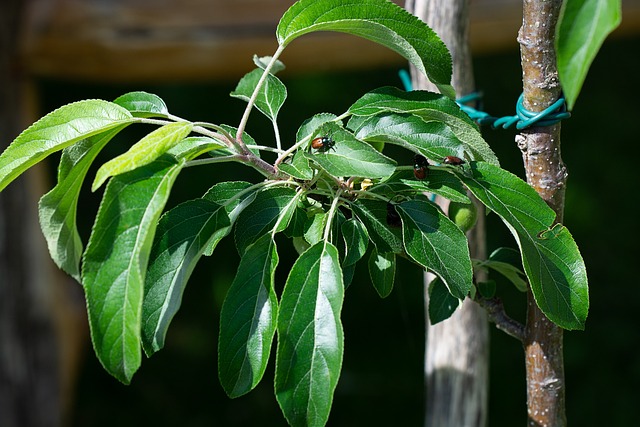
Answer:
[517, 0, 567, 425]
[0, 2, 84, 426]
[404, 1, 489, 426]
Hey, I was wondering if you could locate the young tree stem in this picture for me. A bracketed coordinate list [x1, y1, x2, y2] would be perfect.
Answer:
[518, 1, 567, 425]
[405, 1, 489, 426]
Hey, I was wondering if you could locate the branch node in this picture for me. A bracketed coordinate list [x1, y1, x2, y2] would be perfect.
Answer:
[476, 296, 525, 342]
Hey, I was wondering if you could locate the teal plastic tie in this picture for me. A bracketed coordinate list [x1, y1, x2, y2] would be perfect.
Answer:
[397, 70, 570, 130]
[460, 93, 571, 130]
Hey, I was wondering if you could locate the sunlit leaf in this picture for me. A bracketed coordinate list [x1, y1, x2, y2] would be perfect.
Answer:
[113, 91, 169, 118]
[556, 0, 621, 110]
[0, 100, 133, 191]
[349, 87, 498, 166]
[92, 121, 193, 191]
[277, 0, 453, 97]
[231, 68, 287, 122]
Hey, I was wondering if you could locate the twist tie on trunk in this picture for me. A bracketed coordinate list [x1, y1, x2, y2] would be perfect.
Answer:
[398, 70, 571, 130]
[457, 92, 571, 129]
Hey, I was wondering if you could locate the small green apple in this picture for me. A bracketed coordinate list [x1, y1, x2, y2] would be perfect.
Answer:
[448, 201, 478, 232]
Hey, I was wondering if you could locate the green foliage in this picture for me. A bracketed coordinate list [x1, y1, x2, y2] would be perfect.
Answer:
[556, 0, 621, 110]
[0, 0, 596, 425]
[276, 0, 454, 97]
[275, 241, 344, 427]
[454, 163, 588, 330]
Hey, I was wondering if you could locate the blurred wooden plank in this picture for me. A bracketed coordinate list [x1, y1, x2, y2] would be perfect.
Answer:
[19, 0, 640, 82]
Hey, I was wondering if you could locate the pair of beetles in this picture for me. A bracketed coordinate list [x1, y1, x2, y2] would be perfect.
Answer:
[310, 134, 465, 180]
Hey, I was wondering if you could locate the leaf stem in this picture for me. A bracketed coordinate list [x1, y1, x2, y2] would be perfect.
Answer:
[272, 118, 283, 152]
[323, 189, 343, 242]
[237, 44, 286, 141]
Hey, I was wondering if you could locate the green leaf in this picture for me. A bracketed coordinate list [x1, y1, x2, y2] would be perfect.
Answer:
[234, 186, 298, 255]
[353, 112, 466, 162]
[296, 113, 338, 143]
[368, 249, 395, 298]
[92, 121, 193, 191]
[349, 87, 499, 166]
[113, 91, 169, 118]
[219, 234, 279, 398]
[304, 127, 396, 179]
[142, 198, 230, 355]
[82, 154, 185, 383]
[253, 54, 286, 74]
[277, 0, 453, 97]
[428, 277, 460, 324]
[202, 181, 258, 256]
[303, 211, 327, 246]
[231, 68, 287, 122]
[397, 197, 473, 299]
[278, 150, 314, 180]
[351, 199, 403, 254]
[370, 169, 471, 204]
[0, 100, 133, 192]
[556, 0, 621, 110]
[207, 125, 260, 158]
[477, 280, 497, 299]
[342, 218, 369, 266]
[275, 241, 344, 427]
[455, 162, 589, 329]
[167, 136, 226, 160]
[476, 248, 527, 292]
[38, 126, 127, 281]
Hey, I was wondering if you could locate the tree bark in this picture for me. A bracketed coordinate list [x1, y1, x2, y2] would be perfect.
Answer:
[0, 2, 76, 426]
[517, 1, 567, 426]
[404, 1, 489, 426]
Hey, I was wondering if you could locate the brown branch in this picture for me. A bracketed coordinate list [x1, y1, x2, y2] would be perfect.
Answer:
[475, 297, 525, 342]
[518, 1, 567, 426]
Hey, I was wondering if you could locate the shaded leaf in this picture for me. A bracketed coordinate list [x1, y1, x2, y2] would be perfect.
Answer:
[219, 234, 279, 397]
[38, 126, 127, 281]
[142, 198, 230, 355]
[342, 218, 369, 266]
[202, 181, 258, 256]
[428, 277, 460, 324]
[397, 197, 473, 299]
[455, 162, 588, 329]
[234, 186, 298, 255]
[368, 249, 395, 298]
[278, 150, 314, 180]
[275, 241, 344, 427]
[82, 154, 185, 383]
[351, 199, 403, 254]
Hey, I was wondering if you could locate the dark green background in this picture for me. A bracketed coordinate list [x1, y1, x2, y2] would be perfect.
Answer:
[37, 35, 639, 426]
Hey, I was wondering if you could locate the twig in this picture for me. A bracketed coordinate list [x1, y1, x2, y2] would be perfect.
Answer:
[476, 297, 525, 342]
